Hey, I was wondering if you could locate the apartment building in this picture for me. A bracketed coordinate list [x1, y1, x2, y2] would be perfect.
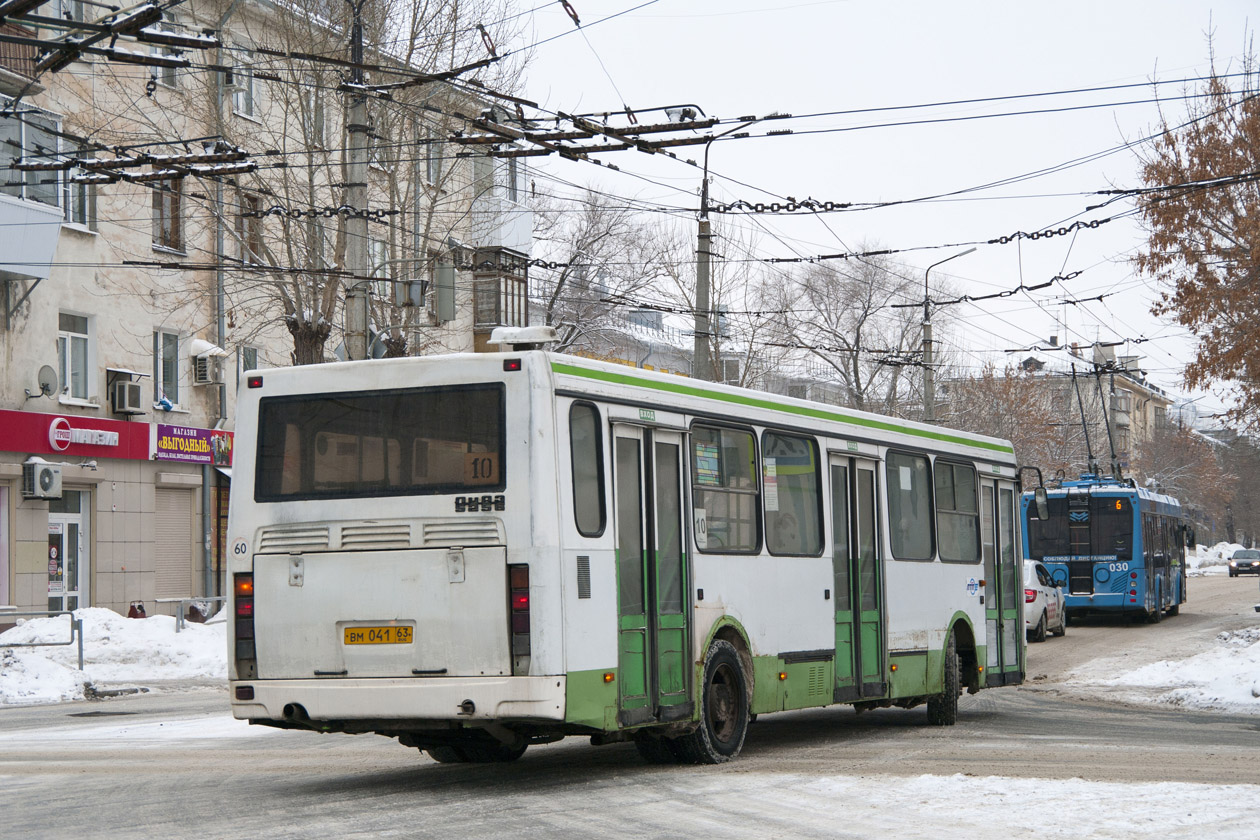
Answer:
[0, 0, 530, 619]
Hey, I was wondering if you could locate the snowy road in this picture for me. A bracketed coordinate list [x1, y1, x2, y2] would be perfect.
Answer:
[2, 575, 1259, 839]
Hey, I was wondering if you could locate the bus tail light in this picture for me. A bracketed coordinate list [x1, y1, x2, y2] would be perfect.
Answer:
[1024, 589, 1037, 604]
[234, 573, 257, 679]
[509, 564, 530, 676]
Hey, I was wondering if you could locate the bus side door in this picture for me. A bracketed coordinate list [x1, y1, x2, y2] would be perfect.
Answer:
[612, 425, 691, 727]
[982, 478, 1023, 686]
[830, 454, 886, 701]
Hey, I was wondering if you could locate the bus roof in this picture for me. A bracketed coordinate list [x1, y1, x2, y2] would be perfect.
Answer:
[547, 353, 1016, 460]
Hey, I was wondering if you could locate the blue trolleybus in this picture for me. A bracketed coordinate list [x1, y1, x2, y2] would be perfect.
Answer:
[1022, 475, 1188, 623]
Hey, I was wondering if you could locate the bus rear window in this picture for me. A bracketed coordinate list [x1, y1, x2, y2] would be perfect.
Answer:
[255, 384, 505, 501]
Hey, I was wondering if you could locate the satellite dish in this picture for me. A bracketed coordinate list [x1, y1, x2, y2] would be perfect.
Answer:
[37, 365, 58, 397]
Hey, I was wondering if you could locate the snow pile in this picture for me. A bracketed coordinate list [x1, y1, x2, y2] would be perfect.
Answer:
[1189, 542, 1245, 574]
[0, 607, 226, 706]
[794, 774, 1260, 839]
[1090, 626, 1260, 712]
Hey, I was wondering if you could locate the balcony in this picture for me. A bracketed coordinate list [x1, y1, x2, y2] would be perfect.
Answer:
[0, 22, 42, 96]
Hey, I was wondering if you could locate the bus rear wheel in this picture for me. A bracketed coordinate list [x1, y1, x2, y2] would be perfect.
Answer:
[673, 639, 749, 764]
[926, 634, 960, 726]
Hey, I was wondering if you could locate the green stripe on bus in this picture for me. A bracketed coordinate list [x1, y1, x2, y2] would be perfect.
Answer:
[551, 361, 1015, 454]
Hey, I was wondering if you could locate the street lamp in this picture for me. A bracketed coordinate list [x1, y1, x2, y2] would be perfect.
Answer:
[922, 247, 976, 423]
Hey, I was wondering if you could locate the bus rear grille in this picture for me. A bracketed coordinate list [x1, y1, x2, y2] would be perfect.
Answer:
[1110, 576, 1128, 593]
[341, 524, 411, 548]
[258, 526, 331, 552]
[808, 665, 828, 696]
[422, 521, 501, 546]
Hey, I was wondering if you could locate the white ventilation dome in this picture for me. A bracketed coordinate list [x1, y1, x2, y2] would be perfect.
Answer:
[488, 326, 559, 350]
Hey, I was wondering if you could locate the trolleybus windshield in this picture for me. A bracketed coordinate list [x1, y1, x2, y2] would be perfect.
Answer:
[254, 384, 505, 502]
[1026, 495, 1132, 559]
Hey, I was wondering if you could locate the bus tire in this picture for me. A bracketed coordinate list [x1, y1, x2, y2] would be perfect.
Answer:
[1148, 585, 1163, 624]
[1167, 604, 1179, 617]
[426, 745, 469, 763]
[633, 734, 681, 764]
[926, 634, 960, 727]
[673, 639, 749, 764]
[462, 740, 528, 763]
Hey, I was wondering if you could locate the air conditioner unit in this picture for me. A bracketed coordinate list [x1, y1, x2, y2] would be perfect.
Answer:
[22, 463, 63, 500]
[111, 380, 145, 414]
[193, 355, 224, 385]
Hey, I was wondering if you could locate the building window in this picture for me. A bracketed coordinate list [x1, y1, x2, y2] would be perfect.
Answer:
[303, 84, 326, 148]
[425, 125, 441, 184]
[1, 104, 60, 206]
[886, 451, 933, 560]
[154, 330, 179, 405]
[237, 345, 258, 391]
[232, 52, 255, 117]
[149, 45, 179, 88]
[506, 157, 518, 202]
[934, 461, 980, 563]
[57, 0, 86, 22]
[64, 149, 96, 228]
[236, 193, 263, 264]
[58, 313, 90, 399]
[152, 179, 183, 251]
[369, 238, 389, 299]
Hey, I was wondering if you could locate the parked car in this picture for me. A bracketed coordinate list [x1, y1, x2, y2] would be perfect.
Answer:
[1228, 548, 1260, 577]
[1024, 559, 1066, 642]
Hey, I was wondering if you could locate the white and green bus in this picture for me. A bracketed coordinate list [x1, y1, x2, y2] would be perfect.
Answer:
[227, 339, 1025, 763]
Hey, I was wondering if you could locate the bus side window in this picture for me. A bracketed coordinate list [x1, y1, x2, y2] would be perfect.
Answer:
[691, 425, 760, 553]
[762, 431, 822, 556]
[569, 403, 606, 537]
[886, 451, 933, 561]
[934, 461, 979, 563]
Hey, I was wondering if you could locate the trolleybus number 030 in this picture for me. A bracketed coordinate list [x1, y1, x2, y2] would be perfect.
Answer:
[344, 626, 414, 645]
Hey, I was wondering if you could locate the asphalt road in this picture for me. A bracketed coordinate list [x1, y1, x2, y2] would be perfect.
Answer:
[2, 574, 1258, 839]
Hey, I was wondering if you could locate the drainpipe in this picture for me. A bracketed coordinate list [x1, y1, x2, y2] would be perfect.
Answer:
[205, 0, 245, 600]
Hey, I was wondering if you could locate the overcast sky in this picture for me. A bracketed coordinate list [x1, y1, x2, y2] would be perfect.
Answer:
[512, 0, 1256, 420]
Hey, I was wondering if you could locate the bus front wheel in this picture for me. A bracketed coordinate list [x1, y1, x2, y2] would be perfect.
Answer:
[926, 634, 960, 726]
[674, 639, 749, 764]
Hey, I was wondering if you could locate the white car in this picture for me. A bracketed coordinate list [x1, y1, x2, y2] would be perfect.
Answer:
[1024, 559, 1066, 642]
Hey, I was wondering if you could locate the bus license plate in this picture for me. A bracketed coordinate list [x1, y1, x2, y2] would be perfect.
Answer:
[344, 626, 413, 645]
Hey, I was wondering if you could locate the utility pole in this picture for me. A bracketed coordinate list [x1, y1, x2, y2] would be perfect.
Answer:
[693, 119, 758, 381]
[921, 247, 975, 422]
[343, 0, 370, 360]
[693, 178, 713, 381]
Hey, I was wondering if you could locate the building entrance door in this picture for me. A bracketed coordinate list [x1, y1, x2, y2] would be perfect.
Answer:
[48, 490, 90, 612]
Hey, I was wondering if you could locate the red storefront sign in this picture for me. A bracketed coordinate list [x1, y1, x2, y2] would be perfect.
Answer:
[0, 409, 150, 460]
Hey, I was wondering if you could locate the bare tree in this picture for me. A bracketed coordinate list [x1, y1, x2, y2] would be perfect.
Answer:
[531, 188, 675, 354]
[781, 252, 941, 416]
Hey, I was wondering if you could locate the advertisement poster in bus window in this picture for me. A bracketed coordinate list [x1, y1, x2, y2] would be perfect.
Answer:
[763, 458, 779, 511]
[694, 442, 721, 486]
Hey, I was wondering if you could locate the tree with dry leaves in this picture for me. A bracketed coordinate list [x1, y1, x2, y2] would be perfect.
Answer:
[944, 362, 1106, 477]
[1133, 424, 1234, 538]
[1135, 52, 1260, 426]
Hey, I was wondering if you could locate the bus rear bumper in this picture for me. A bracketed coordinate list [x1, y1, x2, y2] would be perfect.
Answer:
[230, 676, 567, 723]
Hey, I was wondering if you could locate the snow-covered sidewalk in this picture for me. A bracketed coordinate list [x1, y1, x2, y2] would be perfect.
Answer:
[0, 607, 226, 705]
